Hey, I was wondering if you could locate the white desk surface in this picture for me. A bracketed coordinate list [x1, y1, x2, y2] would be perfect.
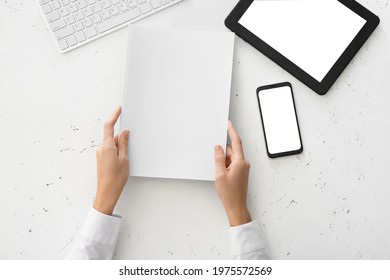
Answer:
[1, 0, 389, 260]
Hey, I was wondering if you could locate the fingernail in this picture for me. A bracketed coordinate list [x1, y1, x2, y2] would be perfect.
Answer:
[125, 130, 130, 138]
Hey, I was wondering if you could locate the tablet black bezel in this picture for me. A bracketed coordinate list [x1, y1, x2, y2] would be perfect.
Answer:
[225, 0, 380, 95]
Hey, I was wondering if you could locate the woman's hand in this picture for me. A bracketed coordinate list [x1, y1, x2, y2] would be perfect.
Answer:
[93, 106, 130, 215]
[214, 121, 252, 226]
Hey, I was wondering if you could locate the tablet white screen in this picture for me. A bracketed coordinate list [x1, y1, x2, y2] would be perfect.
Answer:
[239, 0, 366, 82]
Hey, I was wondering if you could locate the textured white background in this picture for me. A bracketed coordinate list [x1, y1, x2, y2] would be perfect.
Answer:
[0, 0, 389, 259]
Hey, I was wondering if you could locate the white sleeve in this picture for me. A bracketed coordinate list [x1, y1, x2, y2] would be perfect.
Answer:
[65, 207, 122, 260]
[229, 220, 269, 260]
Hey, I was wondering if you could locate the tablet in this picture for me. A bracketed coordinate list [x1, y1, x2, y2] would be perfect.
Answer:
[225, 0, 380, 95]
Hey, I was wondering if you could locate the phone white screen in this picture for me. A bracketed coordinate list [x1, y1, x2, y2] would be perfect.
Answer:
[239, 0, 366, 82]
[258, 85, 301, 155]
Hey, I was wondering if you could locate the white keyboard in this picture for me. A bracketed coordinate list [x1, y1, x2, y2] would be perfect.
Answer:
[38, 0, 183, 53]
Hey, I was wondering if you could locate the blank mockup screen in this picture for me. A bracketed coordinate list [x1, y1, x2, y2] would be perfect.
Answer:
[258, 86, 301, 155]
[239, 0, 366, 82]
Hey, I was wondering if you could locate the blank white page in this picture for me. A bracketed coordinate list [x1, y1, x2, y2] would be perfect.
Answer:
[239, 0, 366, 82]
[121, 26, 234, 181]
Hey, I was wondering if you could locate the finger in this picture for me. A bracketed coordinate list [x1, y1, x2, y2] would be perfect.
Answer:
[104, 106, 121, 142]
[226, 144, 233, 159]
[114, 135, 119, 147]
[226, 144, 233, 166]
[119, 130, 130, 161]
[214, 145, 227, 177]
[228, 120, 245, 159]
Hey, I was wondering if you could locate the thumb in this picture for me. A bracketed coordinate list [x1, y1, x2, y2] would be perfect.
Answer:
[214, 145, 227, 177]
[119, 130, 130, 160]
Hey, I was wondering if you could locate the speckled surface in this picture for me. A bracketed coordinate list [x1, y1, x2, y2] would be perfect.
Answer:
[0, 0, 389, 259]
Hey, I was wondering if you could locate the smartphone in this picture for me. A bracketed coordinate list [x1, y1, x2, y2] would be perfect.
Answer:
[256, 82, 303, 158]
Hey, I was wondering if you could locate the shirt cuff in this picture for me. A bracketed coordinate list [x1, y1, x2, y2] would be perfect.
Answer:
[229, 220, 267, 256]
[79, 207, 122, 245]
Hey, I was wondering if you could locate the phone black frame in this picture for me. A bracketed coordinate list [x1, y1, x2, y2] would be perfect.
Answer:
[256, 82, 303, 158]
[225, 0, 380, 95]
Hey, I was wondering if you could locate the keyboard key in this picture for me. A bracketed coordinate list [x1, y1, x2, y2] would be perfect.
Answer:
[54, 25, 75, 40]
[46, 11, 61, 23]
[39, 0, 49, 5]
[67, 35, 78, 46]
[59, 7, 70, 17]
[101, 10, 111, 19]
[128, 0, 138, 8]
[82, 7, 94, 17]
[75, 31, 87, 42]
[64, 14, 76, 25]
[109, 6, 120, 16]
[161, 0, 170, 5]
[50, 19, 67, 32]
[42, 4, 52, 14]
[58, 39, 69, 50]
[87, 0, 96, 4]
[77, 0, 87, 9]
[151, 0, 161, 9]
[74, 21, 84, 31]
[119, 2, 129, 12]
[139, 3, 151, 14]
[101, 0, 111, 9]
[96, 8, 141, 33]
[82, 17, 93, 27]
[59, 0, 70, 6]
[111, 0, 120, 4]
[50, 0, 61, 11]
[90, 3, 102, 13]
[68, 3, 78, 13]
[91, 14, 102, 23]
[85, 26, 98, 38]
[74, 10, 85, 21]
